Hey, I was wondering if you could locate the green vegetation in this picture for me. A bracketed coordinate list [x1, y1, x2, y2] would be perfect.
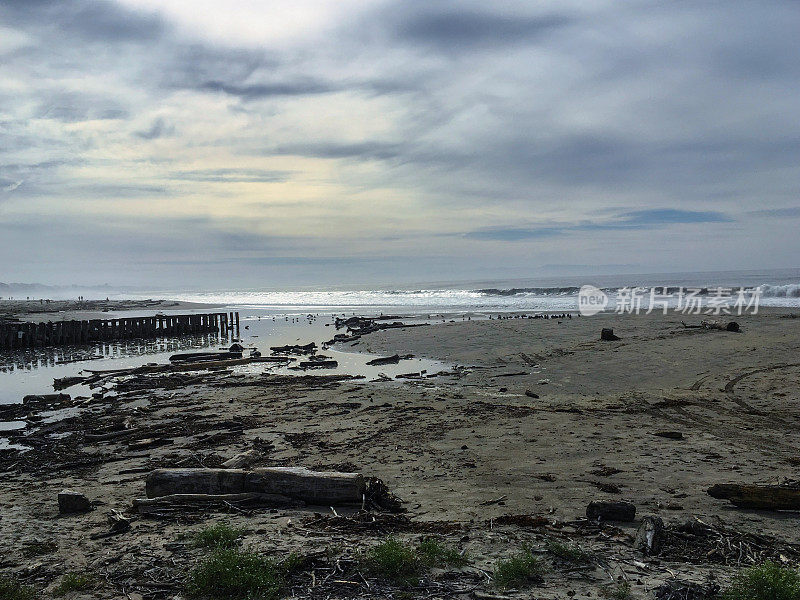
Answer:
[720, 562, 800, 600]
[545, 539, 594, 564]
[363, 538, 421, 585]
[362, 537, 468, 585]
[600, 581, 633, 599]
[192, 522, 245, 549]
[416, 538, 468, 567]
[186, 548, 299, 600]
[53, 573, 94, 596]
[493, 545, 547, 589]
[0, 576, 35, 600]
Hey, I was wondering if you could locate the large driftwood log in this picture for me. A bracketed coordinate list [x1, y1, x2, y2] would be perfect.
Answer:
[146, 467, 365, 505]
[707, 484, 800, 510]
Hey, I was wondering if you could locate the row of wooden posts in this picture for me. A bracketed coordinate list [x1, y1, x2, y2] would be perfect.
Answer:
[0, 312, 240, 351]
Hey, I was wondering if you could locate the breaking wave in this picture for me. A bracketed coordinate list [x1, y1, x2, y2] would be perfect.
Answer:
[759, 283, 800, 298]
[131, 277, 800, 311]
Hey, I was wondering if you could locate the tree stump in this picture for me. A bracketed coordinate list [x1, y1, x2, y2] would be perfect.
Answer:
[634, 515, 665, 555]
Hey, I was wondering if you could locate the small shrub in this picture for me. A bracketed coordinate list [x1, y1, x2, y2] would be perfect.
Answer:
[493, 546, 547, 589]
[416, 538, 468, 567]
[192, 522, 244, 549]
[600, 581, 632, 599]
[545, 539, 593, 564]
[363, 538, 421, 585]
[0, 576, 35, 600]
[186, 548, 297, 599]
[721, 561, 800, 600]
[53, 572, 94, 596]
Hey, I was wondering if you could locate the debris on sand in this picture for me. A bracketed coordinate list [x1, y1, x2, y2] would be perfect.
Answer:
[600, 328, 621, 341]
[681, 320, 740, 332]
[58, 489, 92, 514]
[366, 354, 414, 366]
[586, 500, 636, 522]
[270, 342, 317, 355]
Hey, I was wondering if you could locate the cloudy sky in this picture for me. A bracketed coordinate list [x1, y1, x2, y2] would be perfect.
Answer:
[1, 0, 798, 288]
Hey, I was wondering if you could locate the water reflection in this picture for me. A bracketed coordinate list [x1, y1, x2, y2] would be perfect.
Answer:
[0, 334, 226, 374]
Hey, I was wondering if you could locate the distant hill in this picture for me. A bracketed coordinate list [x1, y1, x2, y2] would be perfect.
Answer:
[0, 282, 130, 299]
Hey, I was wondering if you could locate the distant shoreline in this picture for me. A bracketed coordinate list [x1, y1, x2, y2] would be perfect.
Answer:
[0, 299, 223, 323]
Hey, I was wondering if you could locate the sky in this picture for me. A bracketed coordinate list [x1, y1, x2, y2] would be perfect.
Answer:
[0, 0, 799, 289]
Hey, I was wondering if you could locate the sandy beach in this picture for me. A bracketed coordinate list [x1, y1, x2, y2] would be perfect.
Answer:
[2, 308, 800, 598]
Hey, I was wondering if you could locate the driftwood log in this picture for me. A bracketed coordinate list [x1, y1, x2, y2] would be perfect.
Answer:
[367, 354, 400, 366]
[298, 360, 338, 369]
[707, 484, 800, 510]
[146, 467, 365, 506]
[586, 500, 636, 521]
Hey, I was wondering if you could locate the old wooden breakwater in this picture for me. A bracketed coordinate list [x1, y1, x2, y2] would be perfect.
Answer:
[0, 312, 240, 351]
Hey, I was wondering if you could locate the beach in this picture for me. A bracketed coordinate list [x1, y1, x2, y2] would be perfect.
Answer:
[1, 307, 800, 598]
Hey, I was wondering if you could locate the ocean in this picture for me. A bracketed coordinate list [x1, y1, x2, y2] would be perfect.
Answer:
[1, 268, 799, 424]
[122, 268, 800, 313]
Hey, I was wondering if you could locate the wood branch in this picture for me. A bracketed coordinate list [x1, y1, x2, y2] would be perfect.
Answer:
[221, 449, 261, 469]
[708, 483, 800, 510]
[132, 492, 299, 514]
[84, 428, 141, 442]
[145, 467, 365, 506]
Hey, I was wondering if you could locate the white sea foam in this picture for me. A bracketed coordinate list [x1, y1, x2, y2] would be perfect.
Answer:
[759, 283, 800, 298]
[126, 278, 800, 312]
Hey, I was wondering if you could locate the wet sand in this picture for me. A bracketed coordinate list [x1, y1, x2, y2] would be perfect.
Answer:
[1, 308, 800, 598]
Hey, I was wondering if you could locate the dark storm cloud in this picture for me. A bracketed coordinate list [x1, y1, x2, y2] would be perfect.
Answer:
[1, 0, 166, 43]
[391, 8, 573, 49]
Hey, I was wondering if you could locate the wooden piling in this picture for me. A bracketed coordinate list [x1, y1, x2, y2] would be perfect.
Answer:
[0, 311, 231, 351]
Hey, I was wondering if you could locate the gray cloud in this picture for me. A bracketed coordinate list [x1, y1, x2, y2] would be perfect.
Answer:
[273, 142, 404, 161]
[465, 209, 734, 241]
[135, 117, 174, 140]
[2, 0, 166, 43]
[390, 8, 573, 50]
[750, 207, 800, 218]
[198, 79, 334, 99]
[171, 169, 291, 183]
[1, 0, 799, 285]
